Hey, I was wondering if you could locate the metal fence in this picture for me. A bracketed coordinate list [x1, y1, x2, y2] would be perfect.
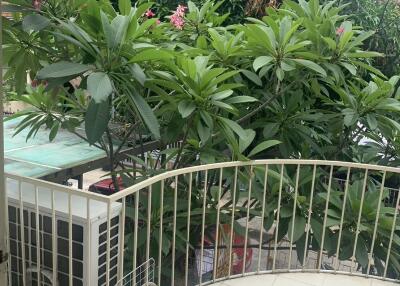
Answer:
[4, 160, 400, 286]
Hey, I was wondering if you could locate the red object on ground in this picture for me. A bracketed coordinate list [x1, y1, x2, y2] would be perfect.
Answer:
[89, 177, 124, 196]
[203, 224, 253, 275]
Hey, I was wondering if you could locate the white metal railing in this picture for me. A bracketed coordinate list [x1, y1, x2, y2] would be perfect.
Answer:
[4, 160, 400, 286]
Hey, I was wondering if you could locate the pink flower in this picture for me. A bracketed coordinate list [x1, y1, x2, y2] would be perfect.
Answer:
[170, 5, 187, 30]
[336, 26, 345, 36]
[176, 5, 186, 17]
[145, 9, 155, 18]
[32, 0, 42, 10]
[31, 79, 48, 88]
[171, 14, 185, 29]
[31, 79, 40, 87]
[156, 19, 161, 25]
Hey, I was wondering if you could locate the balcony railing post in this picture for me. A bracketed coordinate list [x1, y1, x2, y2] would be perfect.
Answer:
[257, 165, 269, 273]
[383, 186, 400, 279]
[0, 12, 9, 282]
[18, 181, 26, 285]
[199, 170, 208, 286]
[367, 171, 387, 276]
[288, 164, 301, 270]
[318, 165, 334, 271]
[146, 185, 153, 284]
[212, 168, 223, 282]
[303, 164, 317, 269]
[351, 169, 368, 273]
[242, 165, 253, 275]
[157, 180, 164, 286]
[228, 167, 238, 278]
[185, 173, 193, 286]
[272, 164, 285, 271]
[171, 176, 178, 286]
[334, 167, 351, 271]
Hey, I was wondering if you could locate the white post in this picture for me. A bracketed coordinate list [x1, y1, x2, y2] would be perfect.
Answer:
[0, 1, 9, 284]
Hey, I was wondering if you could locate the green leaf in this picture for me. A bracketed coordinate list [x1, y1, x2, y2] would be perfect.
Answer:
[127, 91, 160, 139]
[366, 114, 378, 130]
[248, 140, 281, 157]
[341, 62, 357, 75]
[178, 100, 196, 118]
[210, 90, 233, 101]
[240, 69, 262, 86]
[133, 3, 154, 19]
[346, 51, 383, 58]
[288, 215, 306, 243]
[376, 98, 400, 112]
[49, 122, 60, 142]
[37, 61, 91, 79]
[87, 72, 113, 103]
[129, 49, 173, 63]
[276, 67, 284, 81]
[322, 36, 336, 50]
[22, 14, 50, 32]
[253, 56, 274, 72]
[219, 117, 247, 140]
[355, 238, 368, 268]
[225, 96, 258, 104]
[85, 99, 110, 144]
[291, 59, 327, 76]
[239, 129, 256, 153]
[352, 60, 387, 79]
[197, 121, 211, 144]
[118, 0, 131, 15]
[100, 11, 114, 48]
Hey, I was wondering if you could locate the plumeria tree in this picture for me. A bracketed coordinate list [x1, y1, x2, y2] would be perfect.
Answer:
[2, 0, 400, 282]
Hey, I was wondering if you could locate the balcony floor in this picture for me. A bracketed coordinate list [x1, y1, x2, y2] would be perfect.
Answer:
[209, 273, 397, 286]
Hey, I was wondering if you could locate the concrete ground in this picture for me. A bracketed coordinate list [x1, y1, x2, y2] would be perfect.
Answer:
[209, 273, 397, 286]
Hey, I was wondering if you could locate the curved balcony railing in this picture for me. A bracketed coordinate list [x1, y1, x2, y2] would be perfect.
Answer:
[5, 160, 400, 286]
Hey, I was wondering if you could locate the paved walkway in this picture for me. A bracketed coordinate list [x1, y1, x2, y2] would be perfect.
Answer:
[210, 273, 397, 286]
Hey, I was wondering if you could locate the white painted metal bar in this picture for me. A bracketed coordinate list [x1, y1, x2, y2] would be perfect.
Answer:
[68, 193, 72, 286]
[35, 186, 41, 286]
[171, 176, 178, 286]
[257, 165, 269, 273]
[288, 164, 300, 270]
[133, 191, 139, 285]
[146, 185, 152, 285]
[318, 165, 334, 271]
[106, 201, 112, 286]
[302, 165, 316, 269]
[17, 181, 26, 286]
[199, 170, 208, 285]
[52, 190, 57, 285]
[107, 160, 400, 202]
[334, 167, 351, 271]
[118, 197, 126, 283]
[185, 173, 193, 286]
[350, 169, 368, 273]
[212, 168, 223, 282]
[157, 180, 164, 286]
[272, 164, 284, 271]
[0, 39, 8, 285]
[86, 197, 91, 286]
[228, 167, 238, 278]
[367, 171, 387, 275]
[242, 166, 253, 275]
[383, 186, 400, 278]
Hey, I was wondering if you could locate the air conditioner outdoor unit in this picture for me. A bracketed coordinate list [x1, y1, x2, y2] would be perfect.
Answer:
[6, 178, 122, 286]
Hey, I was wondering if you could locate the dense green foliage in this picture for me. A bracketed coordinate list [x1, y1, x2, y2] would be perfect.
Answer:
[337, 0, 400, 77]
[2, 0, 400, 282]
